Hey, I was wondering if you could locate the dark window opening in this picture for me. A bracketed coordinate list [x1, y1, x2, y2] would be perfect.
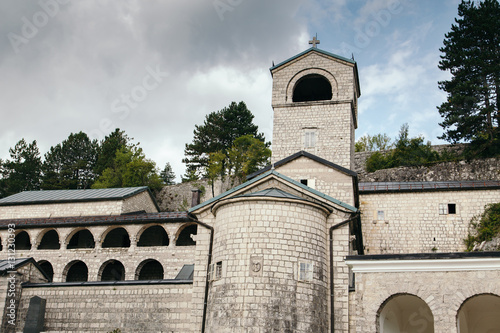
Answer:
[15, 231, 31, 250]
[38, 230, 60, 250]
[66, 261, 88, 282]
[100, 260, 125, 281]
[137, 260, 164, 280]
[0, 237, 2, 251]
[448, 203, 456, 214]
[67, 229, 95, 249]
[38, 260, 54, 282]
[300, 179, 308, 186]
[102, 228, 130, 248]
[137, 226, 169, 247]
[176, 224, 197, 246]
[292, 74, 332, 102]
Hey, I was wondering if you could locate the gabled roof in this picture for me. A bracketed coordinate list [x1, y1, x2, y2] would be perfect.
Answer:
[189, 169, 357, 214]
[270, 47, 355, 72]
[247, 150, 358, 180]
[0, 186, 159, 211]
[0, 257, 51, 281]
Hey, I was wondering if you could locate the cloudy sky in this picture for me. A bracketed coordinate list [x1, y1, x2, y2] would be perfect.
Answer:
[0, 0, 462, 181]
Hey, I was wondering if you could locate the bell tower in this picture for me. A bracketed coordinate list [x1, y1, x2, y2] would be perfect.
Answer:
[270, 41, 360, 170]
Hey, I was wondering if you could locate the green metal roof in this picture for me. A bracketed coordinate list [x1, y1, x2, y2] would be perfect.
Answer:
[270, 47, 355, 72]
[0, 187, 150, 206]
[233, 187, 306, 201]
[189, 170, 357, 213]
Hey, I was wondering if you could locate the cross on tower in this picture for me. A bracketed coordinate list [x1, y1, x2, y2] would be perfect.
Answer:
[309, 35, 320, 48]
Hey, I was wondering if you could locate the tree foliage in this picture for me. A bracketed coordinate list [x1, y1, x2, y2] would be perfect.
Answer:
[365, 124, 440, 172]
[41, 132, 98, 190]
[160, 162, 176, 185]
[465, 202, 500, 251]
[207, 134, 271, 186]
[355, 133, 393, 152]
[438, 0, 500, 157]
[94, 129, 130, 177]
[183, 101, 267, 178]
[92, 145, 163, 191]
[0, 139, 42, 198]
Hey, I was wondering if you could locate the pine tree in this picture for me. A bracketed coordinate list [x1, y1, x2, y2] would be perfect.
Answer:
[160, 162, 176, 185]
[438, 0, 500, 156]
[0, 139, 42, 197]
[183, 101, 267, 178]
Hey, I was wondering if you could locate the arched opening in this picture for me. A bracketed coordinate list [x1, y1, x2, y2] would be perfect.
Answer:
[136, 259, 164, 280]
[378, 293, 434, 333]
[99, 260, 125, 281]
[15, 231, 31, 250]
[137, 225, 169, 247]
[176, 224, 197, 246]
[102, 227, 130, 248]
[292, 74, 332, 102]
[37, 260, 54, 282]
[64, 261, 88, 282]
[67, 229, 95, 249]
[457, 293, 500, 333]
[37, 229, 60, 250]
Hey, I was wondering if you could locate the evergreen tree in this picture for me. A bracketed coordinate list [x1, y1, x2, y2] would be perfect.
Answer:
[0, 139, 42, 197]
[183, 101, 267, 178]
[160, 162, 176, 185]
[41, 132, 98, 189]
[94, 129, 130, 177]
[438, 0, 500, 156]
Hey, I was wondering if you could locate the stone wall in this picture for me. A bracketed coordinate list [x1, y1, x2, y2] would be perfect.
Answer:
[18, 283, 195, 332]
[360, 188, 500, 254]
[351, 268, 500, 332]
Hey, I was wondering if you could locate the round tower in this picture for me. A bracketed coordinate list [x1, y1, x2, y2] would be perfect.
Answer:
[205, 188, 331, 333]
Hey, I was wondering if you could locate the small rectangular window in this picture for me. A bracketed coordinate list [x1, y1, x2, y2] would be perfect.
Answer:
[439, 203, 447, 215]
[298, 262, 313, 282]
[377, 210, 385, 220]
[448, 203, 456, 214]
[209, 261, 223, 281]
[304, 132, 316, 148]
[300, 179, 308, 186]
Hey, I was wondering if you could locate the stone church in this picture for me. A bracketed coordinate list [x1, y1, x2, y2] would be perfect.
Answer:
[1, 44, 500, 333]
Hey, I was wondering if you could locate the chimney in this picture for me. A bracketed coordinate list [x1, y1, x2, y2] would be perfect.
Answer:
[191, 189, 202, 207]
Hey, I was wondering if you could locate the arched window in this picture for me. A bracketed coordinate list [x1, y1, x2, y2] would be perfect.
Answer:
[292, 74, 332, 102]
[136, 259, 164, 280]
[137, 226, 169, 247]
[99, 260, 125, 281]
[457, 293, 500, 332]
[65, 261, 88, 282]
[15, 231, 31, 250]
[67, 229, 95, 249]
[38, 230, 60, 250]
[176, 224, 197, 246]
[38, 260, 54, 282]
[378, 293, 434, 333]
[102, 228, 130, 248]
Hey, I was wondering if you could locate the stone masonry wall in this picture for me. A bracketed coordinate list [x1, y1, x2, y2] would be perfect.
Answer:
[0, 200, 123, 219]
[121, 191, 158, 213]
[352, 269, 500, 332]
[17, 284, 194, 332]
[360, 188, 500, 254]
